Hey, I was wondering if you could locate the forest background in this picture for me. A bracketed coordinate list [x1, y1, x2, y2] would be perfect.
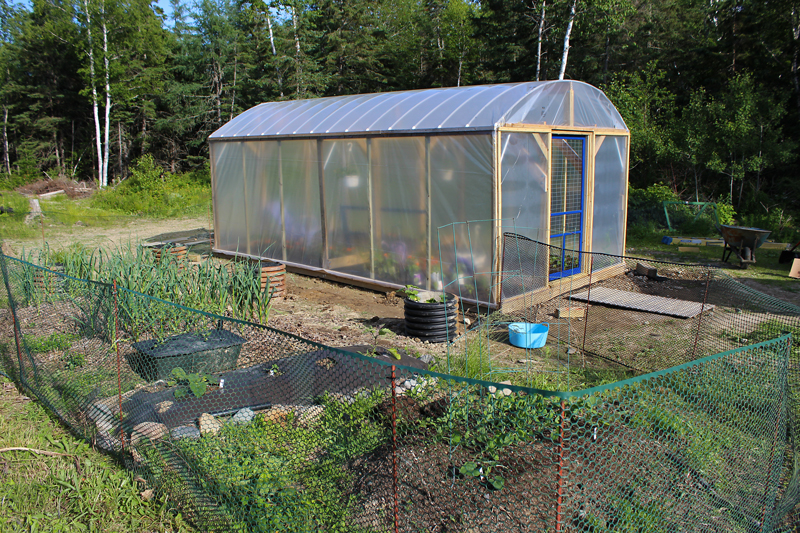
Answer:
[0, 0, 798, 234]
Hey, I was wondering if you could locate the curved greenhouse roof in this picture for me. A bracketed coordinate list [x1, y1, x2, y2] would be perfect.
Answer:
[209, 80, 627, 141]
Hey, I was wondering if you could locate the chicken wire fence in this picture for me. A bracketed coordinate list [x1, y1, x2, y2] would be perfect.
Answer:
[1, 251, 800, 532]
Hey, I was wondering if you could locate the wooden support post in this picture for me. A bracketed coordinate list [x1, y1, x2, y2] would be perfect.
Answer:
[278, 140, 286, 262]
[241, 142, 251, 256]
[317, 139, 329, 268]
[367, 138, 375, 278]
[425, 136, 432, 291]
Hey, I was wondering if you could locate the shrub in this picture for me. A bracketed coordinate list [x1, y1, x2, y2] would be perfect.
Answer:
[90, 156, 211, 218]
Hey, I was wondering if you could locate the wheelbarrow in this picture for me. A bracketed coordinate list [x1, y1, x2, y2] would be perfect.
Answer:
[719, 224, 771, 268]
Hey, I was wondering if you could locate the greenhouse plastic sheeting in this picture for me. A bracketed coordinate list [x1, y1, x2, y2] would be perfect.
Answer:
[209, 81, 626, 140]
[212, 142, 249, 254]
[592, 136, 628, 272]
[322, 138, 371, 279]
[212, 134, 495, 299]
[430, 135, 493, 301]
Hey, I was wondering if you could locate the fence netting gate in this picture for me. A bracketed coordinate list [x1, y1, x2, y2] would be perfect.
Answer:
[1, 251, 800, 531]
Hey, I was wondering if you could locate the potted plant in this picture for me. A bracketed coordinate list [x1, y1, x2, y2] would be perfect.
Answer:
[400, 285, 458, 343]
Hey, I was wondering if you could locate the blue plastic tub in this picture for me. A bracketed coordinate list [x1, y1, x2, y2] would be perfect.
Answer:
[508, 322, 549, 349]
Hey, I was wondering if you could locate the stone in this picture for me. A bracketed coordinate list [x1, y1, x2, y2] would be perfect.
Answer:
[403, 379, 417, 390]
[231, 407, 255, 425]
[298, 405, 325, 426]
[155, 400, 173, 414]
[262, 406, 289, 426]
[635, 262, 658, 278]
[131, 422, 169, 445]
[171, 425, 201, 440]
[330, 393, 355, 404]
[501, 388, 513, 396]
[199, 413, 222, 436]
[394, 386, 405, 395]
[487, 385, 497, 394]
[463, 317, 472, 327]
[94, 430, 122, 452]
[418, 353, 435, 365]
[567, 347, 578, 355]
[87, 401, 117, 432]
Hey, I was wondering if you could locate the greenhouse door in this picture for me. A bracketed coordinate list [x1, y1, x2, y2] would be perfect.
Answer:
[549, 136, 585, 280]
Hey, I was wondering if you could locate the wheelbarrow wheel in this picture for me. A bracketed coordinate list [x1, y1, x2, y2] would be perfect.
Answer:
[740, 246, 751, 269]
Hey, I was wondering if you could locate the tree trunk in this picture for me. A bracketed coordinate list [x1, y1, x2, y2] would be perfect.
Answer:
[291, 6, 302, 96]
[3, 105, 10, 174]
[53, 131, 61, 178]
[559, 0, 577, 80]
[101, 5, 111, 187]
[536, 1, 546, 81]
[118, 121, 123, 179]
[83, 0, 104, 186]
[266, 9, 284, 97]
[792, 6, 800, 115]
[231, 45, 237, 121]
[602, 28, 610, 86]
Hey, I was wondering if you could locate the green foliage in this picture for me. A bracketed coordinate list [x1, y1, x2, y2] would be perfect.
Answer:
[60, 350, 86, 370]
[90, 156, 211, 218]
[0, 377, 190, 532]
[23, 332, 76, 353]
[431, 388, 561, 491]
[16, 244, 274, 342]
[605, 62, 677, 184]
[167, 367, 219, 399]
[174, 389, 386, 531]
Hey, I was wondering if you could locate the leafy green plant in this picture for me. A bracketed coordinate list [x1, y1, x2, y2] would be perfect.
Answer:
[60, 350, 86, 370]
[431, 387, 561, 493]
[459, 460, 505, 490]
[167, 367, 219, 399]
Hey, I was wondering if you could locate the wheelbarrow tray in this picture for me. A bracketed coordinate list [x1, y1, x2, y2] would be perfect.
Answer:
[719, 225, 771, 267]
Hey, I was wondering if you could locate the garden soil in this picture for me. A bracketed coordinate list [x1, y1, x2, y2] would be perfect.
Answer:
[4, 216, 799, 368]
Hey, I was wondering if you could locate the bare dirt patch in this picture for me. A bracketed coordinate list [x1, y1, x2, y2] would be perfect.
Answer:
[3, 216, 211, 257]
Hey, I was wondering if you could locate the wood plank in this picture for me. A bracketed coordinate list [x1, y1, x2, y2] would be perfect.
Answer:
[569, 287, 713, 319]
[555, 306, 585, 318]
[500, 263, 626, 313]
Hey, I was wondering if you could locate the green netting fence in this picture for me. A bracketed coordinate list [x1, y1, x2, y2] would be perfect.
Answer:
[1, 251, 799, 532]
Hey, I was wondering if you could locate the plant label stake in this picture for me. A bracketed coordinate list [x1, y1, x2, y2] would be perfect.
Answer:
[390, 365, 399, 533]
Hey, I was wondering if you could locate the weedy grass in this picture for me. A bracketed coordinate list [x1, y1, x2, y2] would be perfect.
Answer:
[0, 375, 192, 533]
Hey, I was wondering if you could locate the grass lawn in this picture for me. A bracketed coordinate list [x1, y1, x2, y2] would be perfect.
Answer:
[0, 373, 193, 532]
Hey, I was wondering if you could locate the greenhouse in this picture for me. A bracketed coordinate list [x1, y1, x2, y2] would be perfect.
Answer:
[209, 80, 629, 306]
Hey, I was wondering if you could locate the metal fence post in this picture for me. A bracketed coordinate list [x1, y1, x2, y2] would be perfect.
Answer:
[113, 280, 124, 451]
[691, 268, 712, 359]
[555, 399, 567, 532]
[11, 301, 23, 381]
[581, 256, 594, 365]
[391, 364, 399, 533]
